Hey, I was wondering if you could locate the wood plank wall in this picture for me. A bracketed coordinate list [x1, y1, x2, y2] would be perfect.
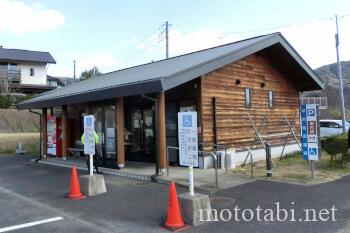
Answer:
[200, 54, 300, 149]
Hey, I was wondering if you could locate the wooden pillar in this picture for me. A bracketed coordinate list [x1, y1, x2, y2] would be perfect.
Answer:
[74, 111, 81, 141]
[85, 103, 91, 115]
[61, 105, 68, 158]
[42, 108, 48, 157]
[116, 97, 125, 168]
[157, 92, 167, 172]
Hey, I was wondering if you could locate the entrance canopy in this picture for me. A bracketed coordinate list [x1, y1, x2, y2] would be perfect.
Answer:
[17, 32, 324, 110]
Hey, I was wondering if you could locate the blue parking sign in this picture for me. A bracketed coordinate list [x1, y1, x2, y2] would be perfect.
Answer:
[300, 104, 319, 161]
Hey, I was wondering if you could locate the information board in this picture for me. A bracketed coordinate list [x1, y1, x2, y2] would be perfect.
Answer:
[47, 115, 56, 155]
[301, 104, 320, 161]
[178, 111, 198, 167]
[84, 115, 95, 155]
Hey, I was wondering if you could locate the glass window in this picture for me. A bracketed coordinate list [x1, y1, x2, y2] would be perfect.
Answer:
[30, 68, 35, 76]
[329, 122, 341, 128]
[320, 122, 329, 128]
[268, 90, 274, 109]
[245, 88, 252, 109]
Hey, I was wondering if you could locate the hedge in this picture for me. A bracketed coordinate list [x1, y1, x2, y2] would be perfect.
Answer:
[324, 133, 348, 158]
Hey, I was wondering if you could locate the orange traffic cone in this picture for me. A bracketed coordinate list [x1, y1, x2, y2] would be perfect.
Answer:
[67, 166, 85, 200]
[164, 182, 187, 230]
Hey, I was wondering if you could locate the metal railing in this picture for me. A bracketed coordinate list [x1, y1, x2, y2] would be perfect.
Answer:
[245, 147, 254, 178]
[0, 67, 21, 82]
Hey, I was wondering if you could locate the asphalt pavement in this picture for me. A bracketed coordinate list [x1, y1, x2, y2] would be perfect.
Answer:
[1, 155, 350, 233]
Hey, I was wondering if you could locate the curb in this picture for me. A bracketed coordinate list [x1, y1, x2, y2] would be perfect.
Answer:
[35, 159, 152, 182]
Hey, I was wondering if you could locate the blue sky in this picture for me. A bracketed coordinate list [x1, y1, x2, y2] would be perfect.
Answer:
[1, 0, 350, 77]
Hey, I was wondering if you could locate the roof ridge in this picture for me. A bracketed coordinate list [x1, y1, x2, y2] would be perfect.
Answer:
[101, 32, 281, 76]
[0, 47, 51, 54]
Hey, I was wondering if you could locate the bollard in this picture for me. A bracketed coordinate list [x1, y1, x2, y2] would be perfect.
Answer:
[265, 142, 272, 177]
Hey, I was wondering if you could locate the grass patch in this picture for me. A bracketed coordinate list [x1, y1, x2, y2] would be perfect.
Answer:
[230, 150, 350, 184]
[0, 133, 40, 155]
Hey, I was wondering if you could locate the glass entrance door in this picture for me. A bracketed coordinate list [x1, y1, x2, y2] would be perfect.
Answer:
[104, 106, 116, 167]
[126, 107, 155, 162]
[93, 105, 116, 168]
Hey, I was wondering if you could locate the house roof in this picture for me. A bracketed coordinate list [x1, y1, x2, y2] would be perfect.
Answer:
[17, 32, 324, 110]
[0, 48, 56, 64]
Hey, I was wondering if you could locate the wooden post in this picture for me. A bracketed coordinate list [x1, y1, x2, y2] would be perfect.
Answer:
[42, 108, 48, 157]
[61, 105, 68, 159]
[85, 103, 91, 115]
[157, 92, 167, 173]
[74, 111, 81, 141]
[116, 97, 125, 168]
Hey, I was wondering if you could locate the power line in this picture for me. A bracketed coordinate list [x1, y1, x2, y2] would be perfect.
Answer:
[123, 33, 165, 61]
[132, 34, 166, 61]
[219, 16, 334, 38]
[119, 24, 166, 59]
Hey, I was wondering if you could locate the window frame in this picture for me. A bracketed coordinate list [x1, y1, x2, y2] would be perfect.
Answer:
[245, 88, 252, 109]
[268, 90, 274, 109]
[30, 68, 35, 77]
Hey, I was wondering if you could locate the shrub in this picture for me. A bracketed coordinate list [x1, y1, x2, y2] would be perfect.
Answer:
[0, 95, 32, 109]
[0, 95, 12, 108]
[324, 133, 349, 163]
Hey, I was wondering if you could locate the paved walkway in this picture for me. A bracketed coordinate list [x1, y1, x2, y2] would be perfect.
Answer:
[38, 156, 254, 192]
[1, 155, 350, 233]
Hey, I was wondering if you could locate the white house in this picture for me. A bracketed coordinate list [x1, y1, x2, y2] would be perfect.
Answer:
[0, 47, 56, 94]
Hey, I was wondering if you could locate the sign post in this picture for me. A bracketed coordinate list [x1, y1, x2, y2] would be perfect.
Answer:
[300, 104, 320, 178]
[84, 115, 95, 176]
[178, 111, 198, 196]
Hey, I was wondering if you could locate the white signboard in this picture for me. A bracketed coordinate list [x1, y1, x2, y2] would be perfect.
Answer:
[301, 104, 319, 161]
[84, 115, 95, 155]
[178, 111, 198, 167]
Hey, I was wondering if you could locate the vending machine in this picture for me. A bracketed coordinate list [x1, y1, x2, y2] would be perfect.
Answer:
[47, 115, 63, 157]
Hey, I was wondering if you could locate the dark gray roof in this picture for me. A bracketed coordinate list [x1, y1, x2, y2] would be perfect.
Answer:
[0, 48, 56, 64]
[17, 32, 324, 110]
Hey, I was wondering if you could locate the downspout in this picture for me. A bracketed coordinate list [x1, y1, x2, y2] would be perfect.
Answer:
[141, 94, 160, 177]
[29, 109, 42, 162]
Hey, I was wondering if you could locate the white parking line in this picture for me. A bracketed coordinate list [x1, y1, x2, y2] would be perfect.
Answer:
[0, 217, 63, 232]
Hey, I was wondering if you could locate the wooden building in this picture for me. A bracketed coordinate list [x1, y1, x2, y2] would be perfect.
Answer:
[17, 33, 324, 174]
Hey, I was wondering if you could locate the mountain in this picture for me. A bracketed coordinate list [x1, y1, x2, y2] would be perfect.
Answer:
[304, 61, 350, 118]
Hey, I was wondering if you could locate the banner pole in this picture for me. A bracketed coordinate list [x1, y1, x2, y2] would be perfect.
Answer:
[89, 154, 93, 176]
[189, 166, 194, 196]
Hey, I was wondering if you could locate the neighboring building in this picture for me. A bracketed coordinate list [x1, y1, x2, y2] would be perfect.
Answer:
[18, 33, 324, 173]
[0, 47, 56, 94]
[47, 75, 74, 88]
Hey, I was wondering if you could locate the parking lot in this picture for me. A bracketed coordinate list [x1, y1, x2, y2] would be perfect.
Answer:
[1, 155, 350, 233]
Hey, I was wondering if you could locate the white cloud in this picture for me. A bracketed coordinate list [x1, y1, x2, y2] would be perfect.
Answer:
[166, 21, 350, 70]
[0, 0, 65, 34]
[279, 19, 339, 69]
[77, 52, 120, 74]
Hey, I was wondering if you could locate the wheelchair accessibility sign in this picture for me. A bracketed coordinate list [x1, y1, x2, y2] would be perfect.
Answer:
[301, 104, 320, 161]
[178, 111, 198, 167]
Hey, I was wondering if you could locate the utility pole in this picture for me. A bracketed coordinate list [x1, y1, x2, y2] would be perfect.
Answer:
[165, 21, 169, 59]
[335, 14, 347, 133]
[73, 60, 76, 83]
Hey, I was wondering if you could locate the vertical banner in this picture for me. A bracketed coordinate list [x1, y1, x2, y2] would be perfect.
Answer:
[178, 111, 199, 167]
[301, 104, 320, 161]
[47, 115, 56, 156]
[84, 115, 95, 155]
